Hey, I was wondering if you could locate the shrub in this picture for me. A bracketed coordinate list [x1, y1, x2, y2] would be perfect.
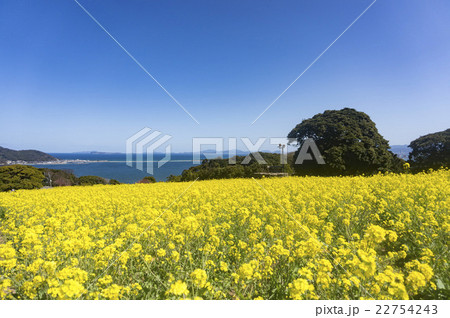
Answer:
[77, 175, 107, 186]
[138, 176, 156, 184]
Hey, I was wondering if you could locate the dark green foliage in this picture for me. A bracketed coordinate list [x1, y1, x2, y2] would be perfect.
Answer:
[138, 176, 157, 183]
[77, 175, 107, 186]
[288, 108, 403, 176]
[166, 174, 182, 182]
[0, 165, 45, 191]
[0, 146, 56, 163]
[109, 179, 121, 185]
[178, 152, 294, 181]
[408, 129, 449, 172]
[40, 168, 78, 187]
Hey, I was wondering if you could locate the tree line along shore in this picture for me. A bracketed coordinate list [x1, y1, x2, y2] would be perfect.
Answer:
[1, 108, 448, 191]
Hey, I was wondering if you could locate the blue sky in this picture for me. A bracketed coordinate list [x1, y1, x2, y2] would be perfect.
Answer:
[1, 0, 449, 152]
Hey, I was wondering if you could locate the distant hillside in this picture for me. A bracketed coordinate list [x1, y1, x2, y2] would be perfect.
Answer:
[390, 145, 411, 160]
[0, 146, 57, 164]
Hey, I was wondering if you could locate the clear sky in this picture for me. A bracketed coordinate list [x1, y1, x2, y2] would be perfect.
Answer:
[1, 0, 449, 152]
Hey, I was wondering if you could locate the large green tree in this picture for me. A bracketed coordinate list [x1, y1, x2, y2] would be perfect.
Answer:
[287, 108, 402, 175]
[0, 165, 45, 191]
[408, 129, 449, 171]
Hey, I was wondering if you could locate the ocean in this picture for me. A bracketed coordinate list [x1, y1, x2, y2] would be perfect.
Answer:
[32, 153, 198, 183]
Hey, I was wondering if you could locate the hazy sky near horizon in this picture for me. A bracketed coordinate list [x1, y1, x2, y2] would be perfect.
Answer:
[1, 0, 449, 152]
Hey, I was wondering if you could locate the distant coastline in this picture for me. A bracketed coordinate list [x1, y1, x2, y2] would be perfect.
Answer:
[0, 145, 413, 183]
[0, 159, 108, 166]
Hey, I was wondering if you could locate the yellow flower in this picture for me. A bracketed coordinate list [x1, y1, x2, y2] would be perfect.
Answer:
[417, 263, 433, 281]
[49, 279, 87, 300]
[98, 275, 113, 286]
[219, 261, 228, 272]
[387, 230, 398, 242]
[0, 168, 447, 299]
[0, 279, 13, 299]
[289, 278, 314, 300]
[190, 269, 208, 288]
[265, 224, 274, 237]
[406, 271, 427, 292]
[130, 243, 142, 257]
[167, 280, 189, 296]
[237, 263, 253, 280]
[171, 250, 180, 263]
[365, 225, 387, 244]
[157, 248, 166, 257]
[298, 267, 313, 280]
[100, 284, 124, 300]
[144, 254, 154, 263]
[0, 243, 17, 270]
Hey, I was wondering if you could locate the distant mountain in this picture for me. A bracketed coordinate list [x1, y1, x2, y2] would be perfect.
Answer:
[53, 146, 412, 161]
[0, 146, 57, 164]
[71, 151, 123, 155]
[390, 145, 411, 160]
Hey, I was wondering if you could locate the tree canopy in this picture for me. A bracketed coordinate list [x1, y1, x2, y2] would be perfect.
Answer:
[0, 165, 45, 191]
[408, 129, 449, 171]
[40, 168, 78, 187]
[287, 108, 402, 175]
[174, 152, 294, 182]
[109, 179, 121, 185]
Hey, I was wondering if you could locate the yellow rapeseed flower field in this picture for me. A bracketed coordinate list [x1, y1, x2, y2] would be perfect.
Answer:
[0, 170, 448, 300]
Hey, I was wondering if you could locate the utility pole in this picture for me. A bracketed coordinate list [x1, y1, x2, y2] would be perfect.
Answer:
[278, 144, 286, 173]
